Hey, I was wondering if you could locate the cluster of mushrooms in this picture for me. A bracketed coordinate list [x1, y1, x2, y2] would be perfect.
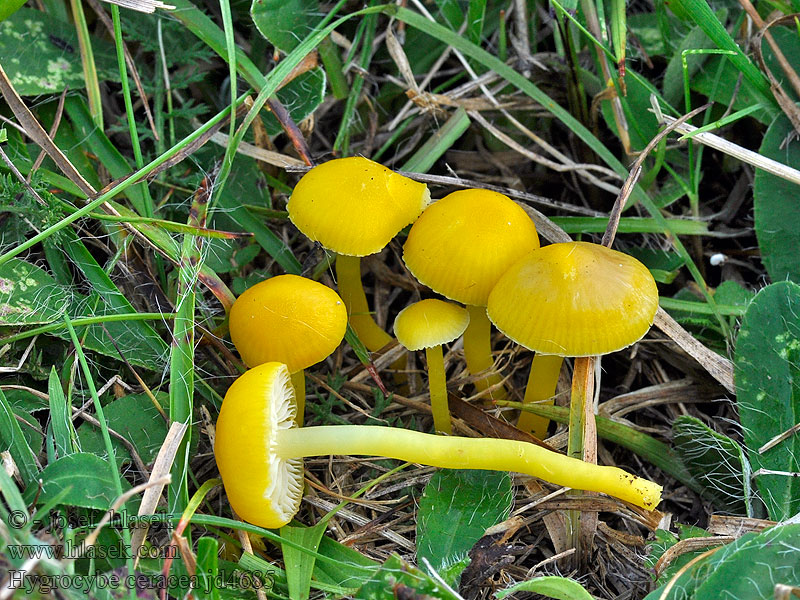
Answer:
[214, 157, 663, 530]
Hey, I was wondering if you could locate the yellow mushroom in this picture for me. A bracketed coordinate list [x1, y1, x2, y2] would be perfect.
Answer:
[487, 241, 659, 449]
[287, 157, 430, 352]
[214, 362, 663, 529]
[393, 299, 469, 434]
[229, 274, 347, 424]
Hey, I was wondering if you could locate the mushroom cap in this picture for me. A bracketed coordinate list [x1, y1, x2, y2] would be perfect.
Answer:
[287, 157, 431, 257]
[214, 362, 303, 529]
[229, 274, 347, 372]
[487, 242, 659, 357]
[402, 189, 540, 306]
[393, 299, 470, 351]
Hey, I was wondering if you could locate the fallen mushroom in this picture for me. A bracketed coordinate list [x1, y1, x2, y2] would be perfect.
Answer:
[214, 362, 663, 529]
[393, 299, 470, 434]
[229, 274, 348, 425]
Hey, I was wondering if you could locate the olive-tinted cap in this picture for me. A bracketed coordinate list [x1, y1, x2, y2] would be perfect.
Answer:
[393, 299, 470, 351]
[229, 274, 347, 372]
[215, 362, 303, 529]
[487, 242, 658, 357]
[288, 157, 431, 257]
[403, 189, 539, 306]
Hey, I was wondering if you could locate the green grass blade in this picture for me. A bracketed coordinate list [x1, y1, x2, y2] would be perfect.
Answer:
[668, 0, 774, 107]
[401, 107, 471, 173]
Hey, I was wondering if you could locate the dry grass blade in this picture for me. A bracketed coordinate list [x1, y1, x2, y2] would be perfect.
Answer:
[601, 103, 711, 248]
[0, 64, 95, 197]
[653, 309, 735, 393]
[98, 0, 175, 12]
[656, 113, 800, 186]
[707, 515, 774, 537]
[131, 421, 188, 563]
[654, 537, 732, 579]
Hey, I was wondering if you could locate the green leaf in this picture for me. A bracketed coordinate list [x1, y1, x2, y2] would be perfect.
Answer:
[312, 535, 379, 591]
[0, 0, 27, 21]
[265, 68, 327, 136]
[24, 452, 132, 510]
[62, 231, 168, 371]
[354, 554, 460, 599]
[77, 393, 169, 468]
[47, 367, 77, 458]
[0, 8, 117, 94]
[754, 114, 800, 283]
[734, 281, 800, 520]
[672, 415, 751, 515]
[280, 522, 327, 600]
[495, 576, 594, 599]
[645, 523, 800, 599]
[416, 469, 512, 586]
[0, 387, 39, 486]
[251, 0, 320, 53]
[0, 258, 70, 325]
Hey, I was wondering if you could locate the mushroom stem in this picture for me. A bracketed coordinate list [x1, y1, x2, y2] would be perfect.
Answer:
[425, 345, 452, 434]
[274, 425, 661, 510]
[290, 370, 306, 427]
[463, 305, 507, 399]
[335, 254, 393, 352]
[518, 354, 564, 437]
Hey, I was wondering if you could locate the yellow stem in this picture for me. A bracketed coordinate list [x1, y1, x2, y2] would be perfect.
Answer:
[463, 305, 506, 399]
[518, 354, 564, 437]
[276, 424, 661, 510]
[290, 370, 306, 427]
[425, 345, 452, 434]
[335, 254, 392, 351]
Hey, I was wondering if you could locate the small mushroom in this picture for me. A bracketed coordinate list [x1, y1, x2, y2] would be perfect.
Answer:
[214, 362, 663, 529]
[229, 274, 347, 424]
[403, 189, 539, 400]
[287, 157, 430, 352]
[393, 299, 469, 434]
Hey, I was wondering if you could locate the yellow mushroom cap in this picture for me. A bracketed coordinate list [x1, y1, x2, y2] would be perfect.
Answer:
[287, 157, 431, 257]
[229, 274, 347, 372]
[403, 189, 540, 306]
[487, 242, 659, 357]
[214, 362, 302, 529]
[393, 299, 470, 351]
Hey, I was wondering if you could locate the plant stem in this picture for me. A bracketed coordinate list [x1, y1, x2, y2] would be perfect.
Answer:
[274, 425, 661, 510]
[425, 346, 452, 434]
[463, 305, 506, 399]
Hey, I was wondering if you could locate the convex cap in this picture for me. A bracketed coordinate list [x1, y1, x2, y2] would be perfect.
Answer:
[487, 242, 658, 357]
[229, 274, 347, 372]
[288, 157, 430, 257]
[215, 362, 302, 528]
[403, 189, 539, 306]
[393, 299, 469, 351]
